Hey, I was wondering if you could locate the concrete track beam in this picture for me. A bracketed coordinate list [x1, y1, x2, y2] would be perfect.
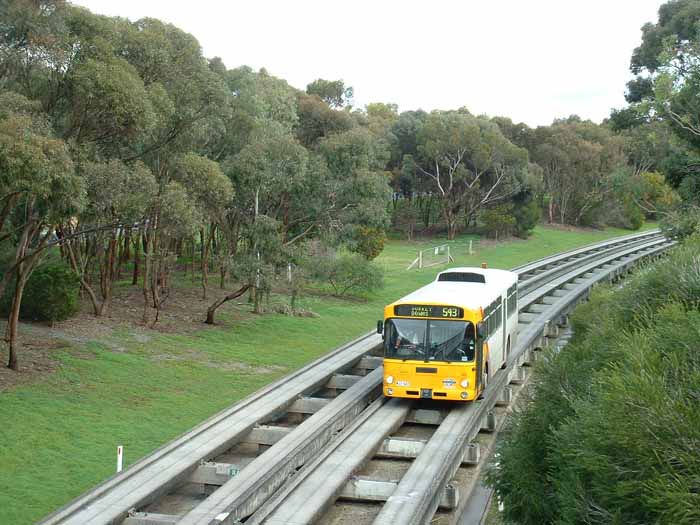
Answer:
[244, 426, 293, 446]
[123, 512, 178, 525]
[326, 374, 362, 390]
[189, 462, 250, 485]
[287, 397, 331, 415]
[406, 408, 448, 425]
[376, 437, 426, 459]
[339, 477, 458, 510]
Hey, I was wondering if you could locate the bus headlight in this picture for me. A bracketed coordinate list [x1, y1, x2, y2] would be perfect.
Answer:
[385, 375, 394, 384]
[460, 379, 469, 388]
[460, 392, 469, 399]
[387, 388, 394, 395]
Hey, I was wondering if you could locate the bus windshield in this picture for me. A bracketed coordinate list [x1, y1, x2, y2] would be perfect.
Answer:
[384, 318, 475, 362]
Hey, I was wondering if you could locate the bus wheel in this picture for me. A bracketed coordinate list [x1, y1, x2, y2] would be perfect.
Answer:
[478, 363, 489, 399]
[501, 337, 511, 369]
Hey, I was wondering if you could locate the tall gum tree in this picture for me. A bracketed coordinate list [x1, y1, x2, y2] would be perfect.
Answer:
[0, 92, 85, 370]
[172, 153, 234, 299]
[62, 160, 157, 316]
[415, 111, 527, 239]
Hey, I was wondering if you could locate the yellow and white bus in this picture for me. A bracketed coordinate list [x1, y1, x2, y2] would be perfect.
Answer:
[378, 267, 518, 401]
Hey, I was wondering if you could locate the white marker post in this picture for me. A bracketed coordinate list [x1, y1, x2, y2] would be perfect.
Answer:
[116, 445, 124, 473]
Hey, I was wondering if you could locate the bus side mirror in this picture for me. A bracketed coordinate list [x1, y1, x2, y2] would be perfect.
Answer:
[477, 322, 487, 339]
[377, 321, 384, 335]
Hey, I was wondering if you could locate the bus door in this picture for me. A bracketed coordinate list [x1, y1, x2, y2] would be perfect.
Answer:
[475, 334, 485, 390]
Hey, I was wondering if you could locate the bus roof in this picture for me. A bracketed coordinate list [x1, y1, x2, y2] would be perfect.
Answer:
[389, 267, 517, 311]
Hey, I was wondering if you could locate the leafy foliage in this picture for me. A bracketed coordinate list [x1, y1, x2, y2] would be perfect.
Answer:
[311, 253, 384, 297]
[306, 78, 353, 108]
[1, 255, 80, 323]
[479, 205, 516, 239]
[488, 237, 700, 524]
[351, 226, 386, 260]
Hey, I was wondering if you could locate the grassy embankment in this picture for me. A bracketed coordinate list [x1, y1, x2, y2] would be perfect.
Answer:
[0, 224, 655, 524]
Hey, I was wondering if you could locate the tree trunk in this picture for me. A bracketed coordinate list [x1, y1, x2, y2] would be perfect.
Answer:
[142, 233, 151, 324]
[220, 263, 228, 289]
[201, 229, 211, 300]
[5, 272, 27, 371]
[64, 238, 101, 316]
[290, 289, 297, 312]
[446, 213, 457, 240]
[191, 236, 197, 283]
[98, 237, 117, 316]
[205, 285, 250, 324]
[132, 236, 140, 286]
[5, 215, 49, 370]
[253, 285, 262, 314]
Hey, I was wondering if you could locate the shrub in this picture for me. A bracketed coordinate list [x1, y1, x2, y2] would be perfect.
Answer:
[550, 304, 700, 524]
[623, 199, 645, 230]
[480, 205, 516, 239]
[311, 253, 384, 296]
[488, 238, 700, 524]
[511, 198, 540, 238]
[1, 255, 80, 323]
[352, 226, 386, 260]
[660, 206, 700, 240]
[392, 201, 418, 240]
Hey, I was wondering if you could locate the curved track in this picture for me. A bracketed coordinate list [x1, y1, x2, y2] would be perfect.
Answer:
[39, 230, 673, 525]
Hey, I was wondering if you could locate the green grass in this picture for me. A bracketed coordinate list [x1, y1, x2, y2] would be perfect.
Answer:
[0, 223, 656, 524]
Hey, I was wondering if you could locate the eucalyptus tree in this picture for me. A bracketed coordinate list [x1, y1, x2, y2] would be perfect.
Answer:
[0, 91, 84, 370]
[531, 118, 626, 225]
[62, 160, 157, 316]
[140, 181, 200, 326]
[318, 126, 392, 246]
[620, 121, 674, 176]
[173, 153, 234, 298]
[294, 92, 354, 148]
[611, 0, 700, 198]
[414, 111, 528, 239]
[225, 121, 309, 302]
[306, 78, 354, 108]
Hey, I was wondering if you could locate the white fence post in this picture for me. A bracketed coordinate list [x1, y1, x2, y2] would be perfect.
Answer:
[116, 445, 123, 473]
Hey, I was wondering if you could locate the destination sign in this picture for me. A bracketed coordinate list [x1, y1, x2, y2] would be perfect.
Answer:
[394, 304, 464, 318]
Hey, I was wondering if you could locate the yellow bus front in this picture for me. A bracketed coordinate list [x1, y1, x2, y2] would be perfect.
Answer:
[381, 303, 486, 401]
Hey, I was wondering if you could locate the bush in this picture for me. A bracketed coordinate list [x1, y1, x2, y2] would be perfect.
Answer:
[352, 226, 386, 260]
[1, 255, 80, 323]
[550, 304, 700, 524]
[480, 205, 516, 239]
[391, 200, 418, 240]
[488, 238, 700, 524]
[660, 206, 700, 240]
[311, 253, 384, 296]
[511, 197, 540, 238]
[623, 199, 645, 230]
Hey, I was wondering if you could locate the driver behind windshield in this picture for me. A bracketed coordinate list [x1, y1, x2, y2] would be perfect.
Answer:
[386, 319, 475, 362]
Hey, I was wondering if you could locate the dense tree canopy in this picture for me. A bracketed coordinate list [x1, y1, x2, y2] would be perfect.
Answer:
[0, 0, 686, 370]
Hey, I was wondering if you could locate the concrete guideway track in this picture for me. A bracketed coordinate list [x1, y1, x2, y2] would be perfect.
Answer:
[38, 230, 672, 525]
[176, 234, 672, 525]
[374, 238, 674, 525]
[40, 334, 381, 525]
[240, 235, 673, 525]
